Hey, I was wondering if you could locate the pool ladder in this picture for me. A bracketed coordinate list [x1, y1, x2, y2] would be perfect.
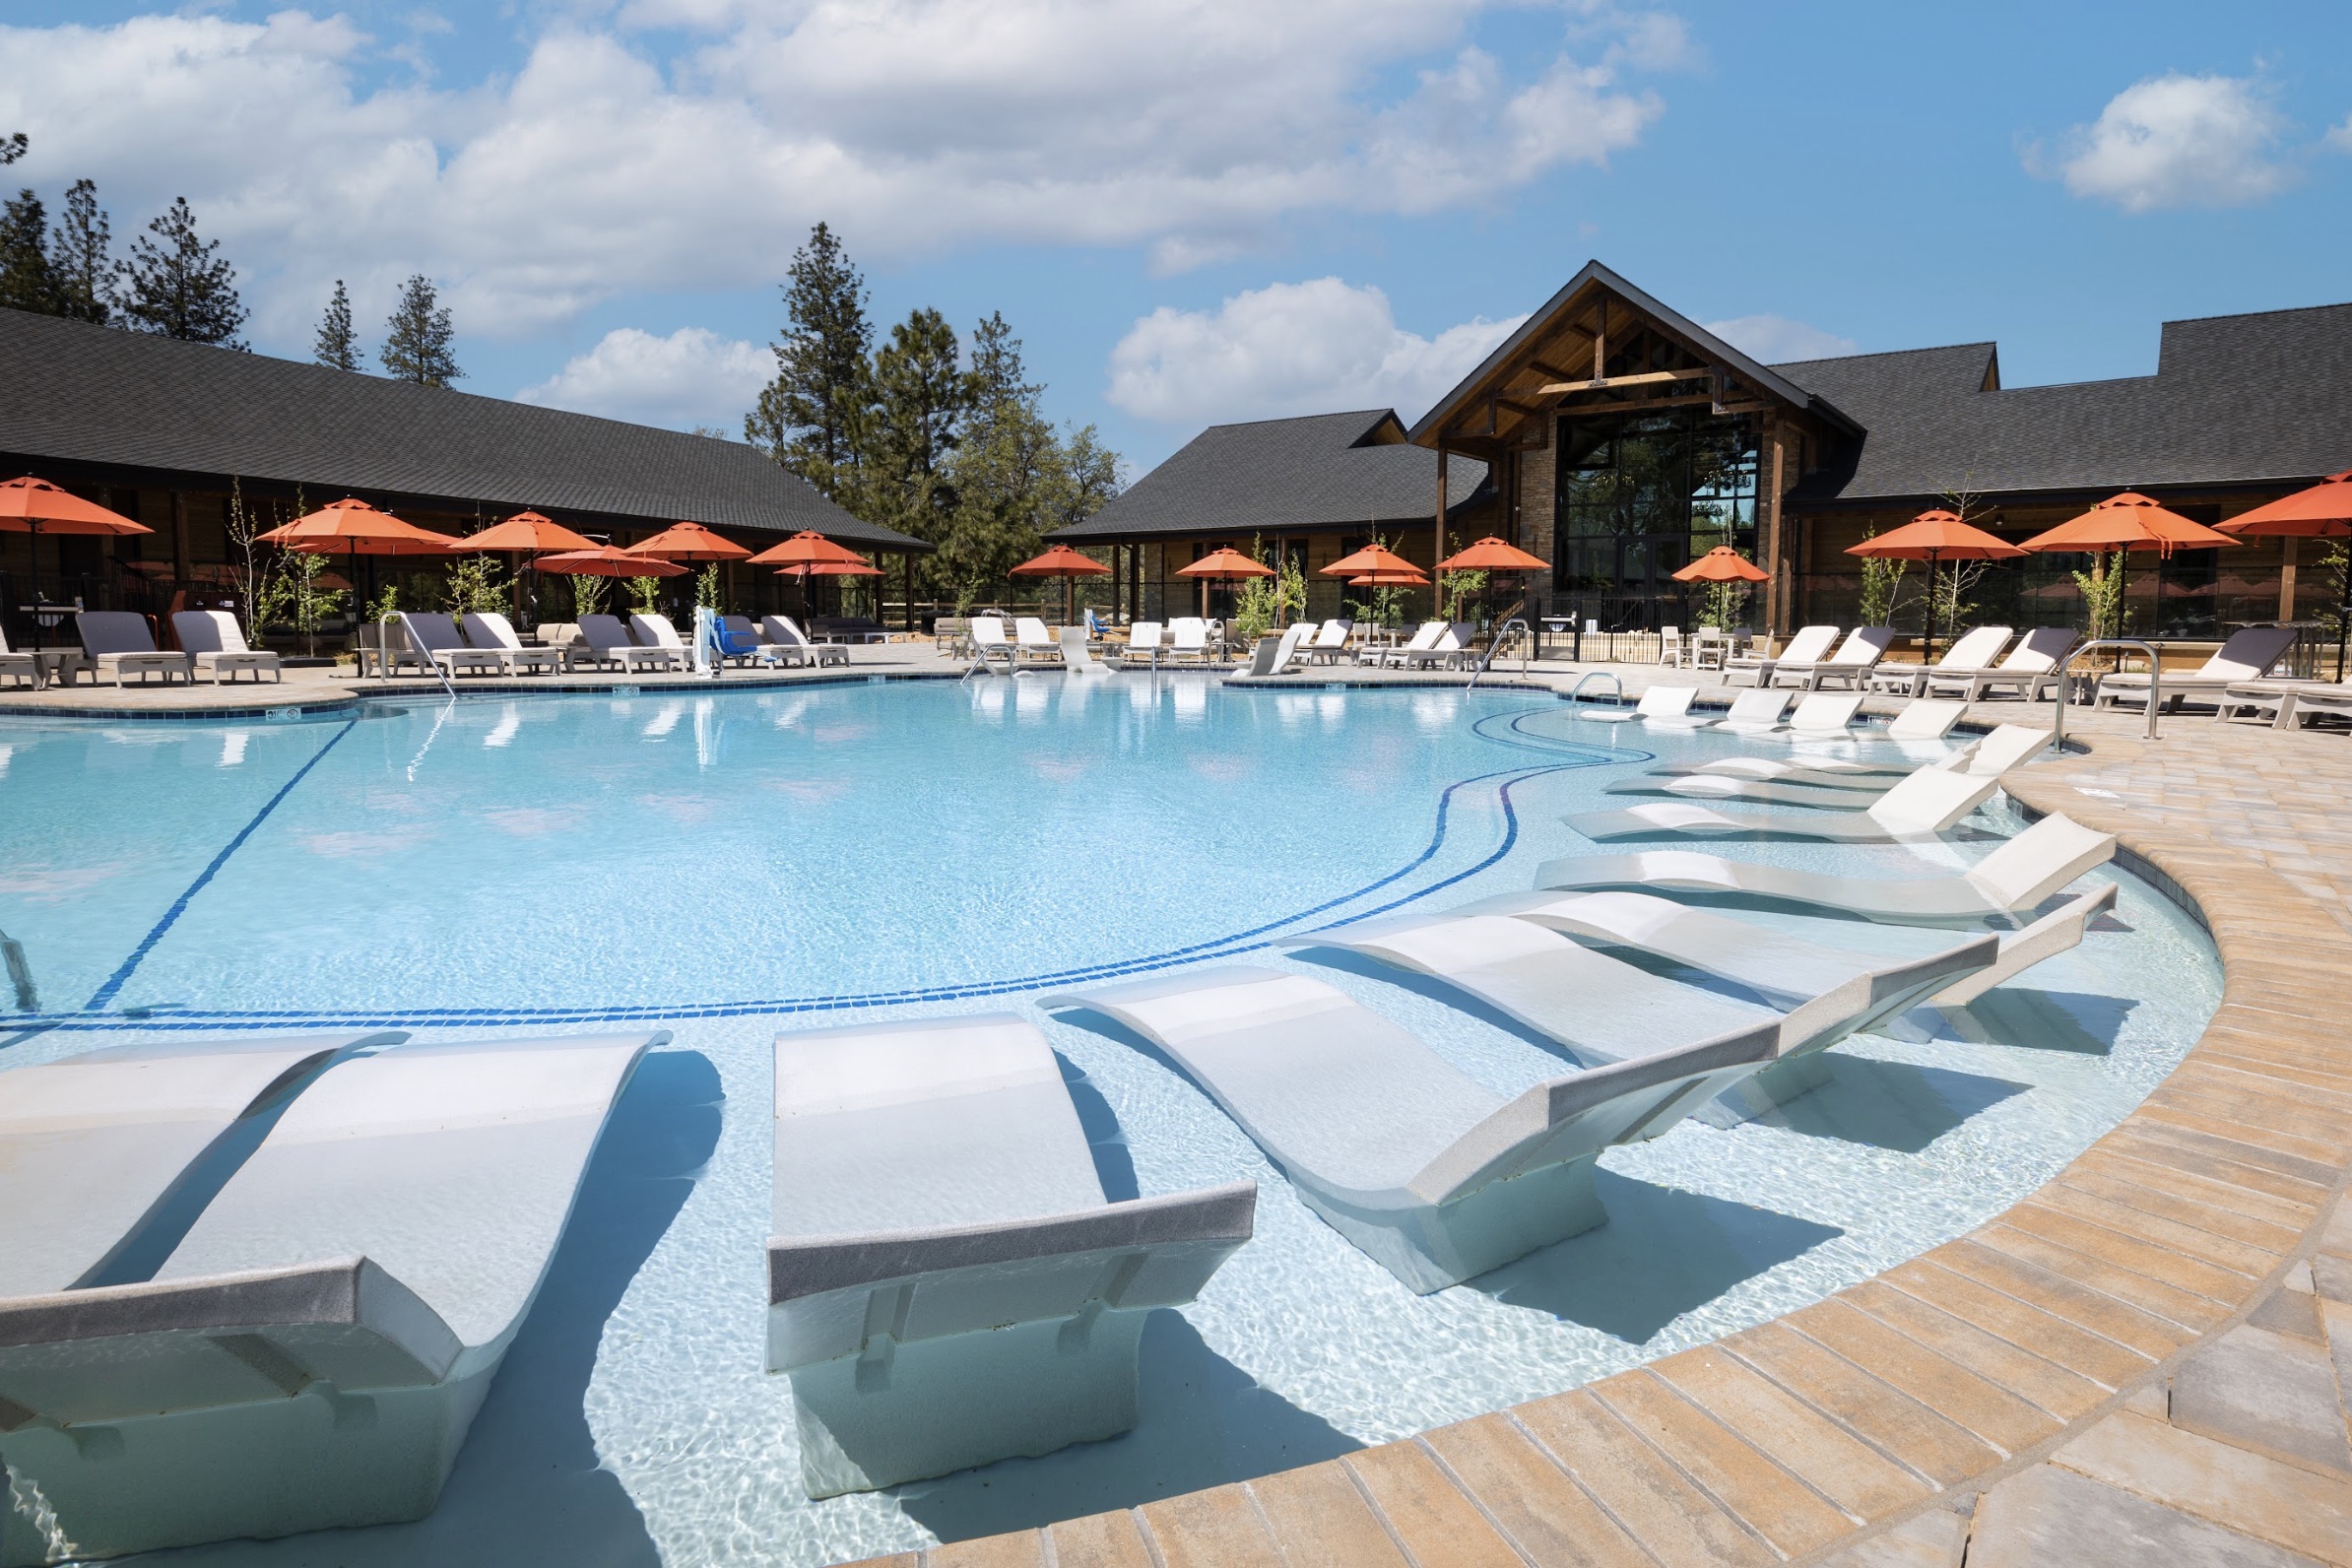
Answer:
[2051, 637, 2163, 751]
[1563, 670, 1627, 714]
[1464, 610, 1531, 690]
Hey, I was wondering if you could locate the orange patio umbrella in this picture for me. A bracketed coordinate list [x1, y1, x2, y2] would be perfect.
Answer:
[1847, 508, 2027, 663]
[2017, 492, 2238, 655]
[1437, 537, 1548, 572]
[747, 530, 865, 568]
[532, 545, 687, 577]
[255, 497, 463, 626]
[1012, 543, 1111, 623]
[462, 510, 599, 624]
[0, 477, 151, 645]
[1672, 545, 1771, 583]
[1176, 546, 1274, 620]
[2218, 471, 2352, 679]
[1322, 541, 1423, 580]
[627, 520, 751, 562]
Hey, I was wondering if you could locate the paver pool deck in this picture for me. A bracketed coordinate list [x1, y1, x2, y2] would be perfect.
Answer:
[9, 648, 2351, 1564]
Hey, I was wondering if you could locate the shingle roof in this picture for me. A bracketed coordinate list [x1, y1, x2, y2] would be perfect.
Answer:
[0, 307, 926, 549]
[1778, 301, 2352, 505]
[1049, 409, 1488, 541]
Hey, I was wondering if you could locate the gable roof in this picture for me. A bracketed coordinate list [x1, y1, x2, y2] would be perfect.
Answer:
[0, 307, 926, 550]
[1049, 409, 1488, 542]
[1778, 301, 2352, 504]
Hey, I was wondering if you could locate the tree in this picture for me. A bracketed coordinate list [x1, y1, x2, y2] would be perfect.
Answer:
[116, 196, 246, 345]
[745, 223, 874, 502]
[865, 306, 965, 547]
[0, 133, 26, 166]
[314, 279, 362, 370]
[0, 188, 57, 316]
[47, 179, 110, 324]
[937, 313, 1060, 596]
[380, 274, 459, 386]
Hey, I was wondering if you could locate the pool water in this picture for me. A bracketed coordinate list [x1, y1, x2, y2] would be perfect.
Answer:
[0, 677, 2220, 1566]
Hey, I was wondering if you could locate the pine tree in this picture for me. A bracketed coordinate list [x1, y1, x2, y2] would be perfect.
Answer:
[0, 133, 25, 166]
[115, 196, 246, 345]
[0, 188, 58, 316]
[865, 306, 965, 551]
[46, 179, 110, 325]
[314, 280, 361, 370]
[745, 223, 875, 503]
[379, 275, 459, 386]
[939, 313, 1060, 595]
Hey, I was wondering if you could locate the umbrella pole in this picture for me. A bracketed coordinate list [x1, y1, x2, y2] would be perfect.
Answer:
[2336, 541, 2350, 682]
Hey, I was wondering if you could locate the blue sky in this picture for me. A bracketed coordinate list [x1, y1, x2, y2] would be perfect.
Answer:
[3, 1, 2348, 474]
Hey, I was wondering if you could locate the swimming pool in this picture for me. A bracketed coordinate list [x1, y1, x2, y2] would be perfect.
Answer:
[0, 677, 2220, 1565]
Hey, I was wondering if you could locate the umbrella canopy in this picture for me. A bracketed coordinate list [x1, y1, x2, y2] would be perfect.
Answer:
[627, 520, 751, 562]
[1846, 509, 2027, 562]
[1011, 544, 1111, 577]
[255, 497, 462, 555]
[1672, 545, 1771, 584]
[1348, 570, 1432, 586]
[533, 545, 687, 578]
[463, 509, 598, 554]
[788, 559, 883, 577]
[2017, 492, 2238, 556]
[0, 475, 150, 535]
[747, 530, 865, 568]
[1322, 541, 1419, 579]
[2218, 472, 2352, 679]
[1176, 547, 1274, 580]
[1437, 536, 1547, 572]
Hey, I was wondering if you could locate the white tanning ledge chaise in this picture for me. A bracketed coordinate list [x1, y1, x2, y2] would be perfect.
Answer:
[1568, 765, 2001, 843]
[0, 1031, 658, 1562]
[1613, 725, 2054, 811]
[1575, 685, 1694, 723]
[1648, 700, 1983, 791]
[768, 1014, 1255, 1497]
[1046, 966, 1775, 1293]
[1535, 811, 2119, 926]
[1294, 908, 1986, 1132]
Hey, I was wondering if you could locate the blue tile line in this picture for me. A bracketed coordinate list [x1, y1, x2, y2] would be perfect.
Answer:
[44, 713, 1626, 1031]
[82, 719, 360, 1011]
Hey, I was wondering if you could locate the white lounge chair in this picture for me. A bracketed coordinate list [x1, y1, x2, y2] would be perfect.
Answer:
[1725, 623, 1837, 687]
[0, 1031, 659, 1559]
[1929, 627, 2078, 703]
[77, 610, 193, 685]
[2095, 623, 2300, 711]
[0, 622, 36, 687]
[1866, 625, 2012, 697]
[1116, 621, 1165, 670]
[763, 615, 849, 668]
[460, 612, 566, 675]
[1369, 621, 1445, 668]
[399, 611, 505, 677]
[628, 613, 695, 670]
[577, 613, 682, 674]
[2214, 679, 2352, 730]
[1048, 966, 1778, 1292]
[767, 1014, 1254, 1495]
[1248, 621, 1313, 676]
[1772, 625, 1898, 690]
[171, 610, 281, 684]
[1013, 616, 1067, 669]
[1575, 685, 1695, 724]
[1649, 688, 1789, 733]
[1536, 811, 2119, 925]
[1307, 903, 1993, 1127]
[1168, 617, 1213, 665]
[1058, 624, 1111, 675]
[0, 1032, 397, 1298]
[1305, 620, 1353, 664]
[1888, 697, 1968, 741]
[1569, 765, 2002, 842]
[1619, 724, 2053, 809]
[1403, 621, 1475, 671]
[1778, 690, 1865, 737]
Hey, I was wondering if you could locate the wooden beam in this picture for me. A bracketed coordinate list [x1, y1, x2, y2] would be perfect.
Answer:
[1528, 359, 1580, 381]
[1553, 391, 1772, 415]
[1535, 368, 1708, 396]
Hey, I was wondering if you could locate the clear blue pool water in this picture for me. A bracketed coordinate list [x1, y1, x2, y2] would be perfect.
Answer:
[0, 676, 2220, 1566]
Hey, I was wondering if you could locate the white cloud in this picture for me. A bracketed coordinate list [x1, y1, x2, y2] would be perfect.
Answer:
[0, 4, 1675, 342]
[2046, 73, 2294, 212]
[1702, 313, 1858, 364]
[1106, 278, 1526, 426]
[517, 327, 769, 429]
[2328, 115, 2352, 155]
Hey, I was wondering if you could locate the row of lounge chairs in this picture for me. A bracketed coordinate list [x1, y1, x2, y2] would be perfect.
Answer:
[370, 612, 848, 679]
[0, 610, 282, 687]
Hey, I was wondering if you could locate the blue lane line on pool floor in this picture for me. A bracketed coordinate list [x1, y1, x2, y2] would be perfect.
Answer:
[44, 743, 1613, 1032]
[82, 719, 359, 1012]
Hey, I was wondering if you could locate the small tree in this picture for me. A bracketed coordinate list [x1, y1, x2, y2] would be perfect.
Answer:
[2071, 551, 2128, 638]
[380, 274, 460, 386]
[1438, 567, 1487, 622]
[279, 552, 346, 657]
[223, 477, 271, 642]
[115, 197, 246, 345]
[441, 554, 505, 618]
[1700, 579, 1750, 630]
[626, 575, 663, 615]
[314, 280, 362, 371]
[567, 573, 608, 619]
[1855, 527, 1909, 626]
[693, 563, 723, 620]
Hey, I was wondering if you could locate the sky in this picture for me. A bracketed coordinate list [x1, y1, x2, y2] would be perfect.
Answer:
[2, 1, 2348, 476]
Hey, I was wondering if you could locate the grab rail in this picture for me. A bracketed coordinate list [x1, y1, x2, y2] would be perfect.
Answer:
[382, 614, 457, 698]
[1563, 670, 1625, 712]
[2052, 637, 2162, 751]
[1465, 607, 1530, 690]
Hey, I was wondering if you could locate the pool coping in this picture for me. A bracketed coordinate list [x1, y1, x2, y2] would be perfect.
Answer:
[845, 721, 2352, 1568]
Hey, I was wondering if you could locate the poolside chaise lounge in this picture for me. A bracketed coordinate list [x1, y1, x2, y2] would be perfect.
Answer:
[1058, 625, 1112, 675]
[1247, 621, 1313, 676]
[1116, 621, 1164, 670]
[0, 1030, 658, 1560]
[1770, 625, 1899, 690]
[1402, 621, 1476, 671]
[1568, 763, 2003, 842]
[1614, 723, 2052, 809]
[1305, 619, 1353, 663]
[1303, 903, 1993, 1127]
[1366, 621, 1445, 667]
[763, 616, 850, 668]
[76, 610, 193, 686]
[576, 613, 684, 674]
[1168, 617, 1213, 665]
[396, 612, 506, 678]
[171, 611, 282, 684]
[1927, 626, 2079, 702]
[1536, 810, 2119, 925]
[2214, 678, 2352, 730]
[628, 613, 696, 668]
[1046, 967, 1777, 1292]
[460, 612, 566, 675]
[1013, 617, 1067, 669]
[767, 1015, 1254, 1494]
[1724, 623, 1836, 687]
[0, 623, 36, 687]
[1575, 685, 1695, 724]
[1864, 625, 2011, 697]
[2093, 623, 2300, 711]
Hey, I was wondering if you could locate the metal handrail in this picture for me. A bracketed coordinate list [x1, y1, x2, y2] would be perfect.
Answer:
[379, 613, 457, 697]
[1563, 670, 1626, 712]
[2052, 637, 2163, 751]
[1465, 607, 1530, 690]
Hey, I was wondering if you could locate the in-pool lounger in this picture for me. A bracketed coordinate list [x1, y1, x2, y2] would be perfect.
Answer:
[1642, 688, 1790, 732]
[1575, 685, 1695, 724]
[1535, 812, 2118, 925]
[1294, 908, 1988, 1130]
[1045, 966, 1774, 1292]
[1650, 699, 1981, 789]
[767, 1014, 1254, 1496]
[1568, 765, 2002, 842]
[0, 1031, 657, 1562]
[1613, 725, 2054, 810]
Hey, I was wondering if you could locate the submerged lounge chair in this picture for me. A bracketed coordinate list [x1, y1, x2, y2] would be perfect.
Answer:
[1058, 624, 1112, 675]
[1569, 764, 2002, 842]
[1576, 685, 1695, 724]
[1778, 690, 1865, 737]
[1536, 810, 2118, 925]
[767, 1015, 1253, 1495]
[1615, 724, 2053, 809]
[171, 611, 282, 684]
[1702, 688, 1794, 732]
[2095, 623, 2299, 711]
[76, 610, 193, 686]
[0, 1031, 658, 1560]
[1047, 966, 1775, 1292]
[1305, 904, 1992, 1127]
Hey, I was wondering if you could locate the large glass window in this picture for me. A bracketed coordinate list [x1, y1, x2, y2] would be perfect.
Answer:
[1554, 407, 1760, 629]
